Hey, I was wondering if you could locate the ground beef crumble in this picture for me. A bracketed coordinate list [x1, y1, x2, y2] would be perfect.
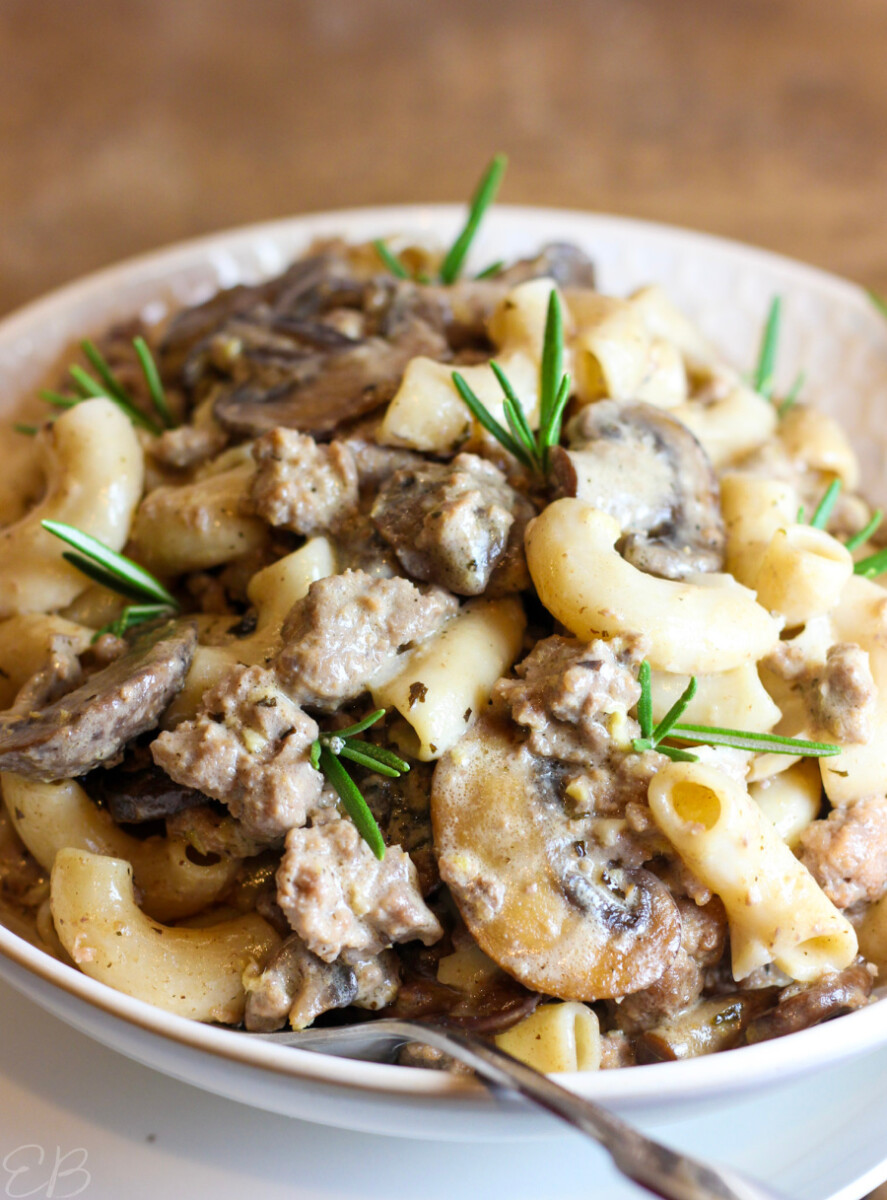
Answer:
[799, 794, 887, 908]
[275, 569, 458, 708]
[277, 814, 442, 962]
[250, 427, 359, 535]
[151, 664, 323, 840]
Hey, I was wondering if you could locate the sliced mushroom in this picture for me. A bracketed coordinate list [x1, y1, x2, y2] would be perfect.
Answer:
[432, 714, 681, 1000]
[83, 747, 207, 825]
[550, 400, 725, 580]
[744, 961, 873, 1045]
[635, 989, 780, 1063]
[0, 620, 197, 782]
[212, 309, 448, 439]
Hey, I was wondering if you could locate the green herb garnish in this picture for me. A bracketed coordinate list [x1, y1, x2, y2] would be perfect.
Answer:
[809, 479, 842, 530]
[39, 337, 175, 436]
[439, 153, 508, 285]
[777, 370, 805, 417]
[854, 545, 887, 578]
[452, 289, 571, 476]
[13, 422, 40, 436]
[868, 290, 887, 318]
[375, 154, 508, 285]
[753, 297, 782, 400]
[92, 603, 176, 643]
[475, 259, 505, 280]
[846, 509, 884, 553]
[41, 520, 178, 616]
[631, 660, 840, 761]
[310, 709, 409, 859]
[372, 239, 410, 280]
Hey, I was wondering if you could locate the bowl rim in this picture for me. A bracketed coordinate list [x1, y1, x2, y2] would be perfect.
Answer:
[0, 202, 884, 1107]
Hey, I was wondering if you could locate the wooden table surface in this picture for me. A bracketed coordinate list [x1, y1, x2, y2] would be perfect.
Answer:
[1, 2, 886, 1195]
[2, 0, 887, 319]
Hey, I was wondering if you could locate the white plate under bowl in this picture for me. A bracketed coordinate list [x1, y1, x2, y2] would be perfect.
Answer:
[1, 206, 887, 1141]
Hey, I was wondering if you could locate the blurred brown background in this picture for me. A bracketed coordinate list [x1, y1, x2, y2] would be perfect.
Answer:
[2, 0, 887, 319]
[2, 1, 887, 1194]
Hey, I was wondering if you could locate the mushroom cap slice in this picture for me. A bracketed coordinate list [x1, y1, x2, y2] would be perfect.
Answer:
[432, 715, 682, 1001]
[0, 620, 197, 782]
[551, 399, 726, 580]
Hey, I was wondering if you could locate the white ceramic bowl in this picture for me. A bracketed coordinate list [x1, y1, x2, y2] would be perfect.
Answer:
[2, 206, 887, 1141]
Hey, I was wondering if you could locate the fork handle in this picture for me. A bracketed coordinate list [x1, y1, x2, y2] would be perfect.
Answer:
[344, 1019, 788, 1200]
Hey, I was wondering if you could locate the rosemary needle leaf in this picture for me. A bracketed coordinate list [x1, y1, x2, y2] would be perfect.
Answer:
[669, 724, 840, 757]
[542, 372, 572, 457]
[777, 370, 805, 418]
[475, 260, 505, 280]
[338, 745, 401, 778]
[68, 365, 161, 434]
[451, 371, 532, 467]
[42, 519, 179, 607]
[846, 509, 884, 553]
[134, 336, 175, 428]
[13, 423, 39, 436]
[854, 545, 887, 578]
[637, 660, 653, 741]
[373, 239, 410, 280]
[39, 390, 79, 410]
[91, 602, 175, 643]
[503, 397, 538, 463]
[333, 709, 387, 739]
[310, 741, 321, 770]
[868, 290, 887, 318]
[809, 479, 842, 530]
[80, 339, 130, 404]
[318, 746, 386, 859]
[439, 153, 508, 285]
[539, 289, 564, 429]
[349, 741, 411, 774]
[651, 677, 699, 745]
[658, 745, 700, 763]
[753, 297, 781, 400]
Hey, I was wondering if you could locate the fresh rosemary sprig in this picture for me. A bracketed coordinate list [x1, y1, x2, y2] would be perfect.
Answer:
[452, 289, 571, 476]
[631, 661, 840, 761]
[375, 154, 507, 285]
[439, 153, 508, 285]
[41, 520, 179, 615]
[309, 709, 410, 859]
[846, 509, 884, 553]
[809, 479, 842, 530]
[868, 290, 887, 318]
[752, 297, 782, 400]
[38, 337, 174, 436]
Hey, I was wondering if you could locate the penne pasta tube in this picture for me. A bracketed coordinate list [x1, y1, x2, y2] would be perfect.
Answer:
[649, 761, 857, 981]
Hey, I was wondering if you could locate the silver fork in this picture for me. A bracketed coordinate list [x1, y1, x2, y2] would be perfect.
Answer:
[250, 1018, 788, 1200]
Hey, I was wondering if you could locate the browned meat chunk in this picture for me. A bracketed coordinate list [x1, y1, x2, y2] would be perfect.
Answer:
[494, 634, 646, 767]
[151, 424, 227, 471]
[277, 815, 442, 962]
[244, 934, 359, 1031]
[612, 898, 727, 1033]
[166, 803, 269, 860]
[275, 570, 458, 708]
[249, 429, 358, 535]
[808, 643, 877, 745]
[341, 438, 425, 493]
[798, 794, 887, 908]
[0, 621, 196, 782]
[151, 664, 323, 840]
[371, 453, 533, 596]
[745, 962, 874, 1043]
